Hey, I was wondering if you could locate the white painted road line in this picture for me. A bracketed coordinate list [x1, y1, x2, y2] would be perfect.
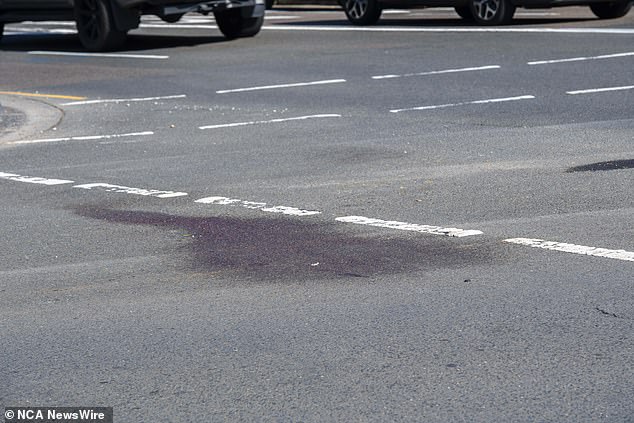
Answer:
[61, 95, 186, 106]
[216, 79, 346, 94]
[372, 65, 501, 80]
[28, 51, 169, 59]
[382, 9, 412, 14]
[8, 131, 154, 145]
[7, 28, 77, 34]
[199, 114, 342, 130]
[262, 25, 634, 35]
[390, 95, 535, 113]
[133, 15, 301, 27]
[528, 51, 634, 65]
[196, 196, 321, 216]
[514, 11, 560, 15]
[0, 172, 74, 185]
[139, 24, 217, 29]
[336, 216, 483, 237]
[505, 238, 634, 262]
[10, 22, 634, 35]
[73, 183, 188, 198]
[566, 85, 634, 95]
[263, 15, 301, 20]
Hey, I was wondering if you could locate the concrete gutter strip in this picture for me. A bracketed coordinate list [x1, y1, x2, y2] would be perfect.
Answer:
[0, 95, 63, 145]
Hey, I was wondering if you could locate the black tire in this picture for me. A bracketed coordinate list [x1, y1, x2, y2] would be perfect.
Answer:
[214, 9, 264, 39]
[265, 0, 275, 9]
[75, 0, 127, 51]
[469, 0, 515, 24]
[455, 5, 474, 20]
[590, 0, 632, 18]
[343, 0, 382, 25]
[161, 13, 185, 23]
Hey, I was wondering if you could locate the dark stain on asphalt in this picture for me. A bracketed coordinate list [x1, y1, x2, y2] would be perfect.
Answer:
[566, 159, 634, 173]
[595, 307, 620, 319]
[74, 207, 497, 279]
[0, 106, 26, 139]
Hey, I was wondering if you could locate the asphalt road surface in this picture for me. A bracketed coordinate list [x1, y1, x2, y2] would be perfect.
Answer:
[1, 6, 633, 422]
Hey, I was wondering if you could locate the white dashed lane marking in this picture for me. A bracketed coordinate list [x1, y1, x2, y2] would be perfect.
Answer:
[372, 65, 501, 80]
[0, 172, 74, 185]
[73, 183, 188, 198]
[505, 238, 634, 262]
[216, 79, 346, 94]
[199, 114, 342, 130]
[8, 131, 155, 145]
[566, 85, 634, 95]
[527, 51, 634, 65]
[195, 196, 321, 216]
[390, 95, 535, 113]
[336, 216, 483, 237]
[61, 95, 187, 106]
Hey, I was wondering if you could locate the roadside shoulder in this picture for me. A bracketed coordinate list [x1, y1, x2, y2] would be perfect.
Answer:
[0, 95, 63, 145]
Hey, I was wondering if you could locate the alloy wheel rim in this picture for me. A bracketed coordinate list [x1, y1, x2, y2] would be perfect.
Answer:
[77, 0, 102, 42]
[345, 0, 368, 19]
[472, 0, 500, 20]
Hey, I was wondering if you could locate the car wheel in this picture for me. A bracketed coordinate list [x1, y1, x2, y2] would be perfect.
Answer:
[161, 13, 185, 23]
[455, 6, 474, 20]
[343, 0, 382, 25]
[469, 0, 515, 24]
[590, 0, 632, 18]
[214, 9, 264, 39]
[75, 0, 126, 51]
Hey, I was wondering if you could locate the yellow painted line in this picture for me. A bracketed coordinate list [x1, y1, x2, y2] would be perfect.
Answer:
[0, 91, 87, 101]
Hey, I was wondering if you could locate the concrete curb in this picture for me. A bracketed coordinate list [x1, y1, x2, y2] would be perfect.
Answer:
[0, 95, 63, 145]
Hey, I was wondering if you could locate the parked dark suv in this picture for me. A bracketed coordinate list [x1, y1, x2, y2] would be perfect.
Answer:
[0, 0, 265, 51]
[340, 0, 632, 25]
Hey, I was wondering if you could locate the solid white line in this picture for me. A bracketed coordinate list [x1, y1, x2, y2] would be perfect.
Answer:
[372, 65, 500, 80]
[216, 79, 346, 94]
[263, 15, 301, 20]
[0, 171, 74, 185]
[73, 183, 187, 198]
[528, 51, 634, 65]
[566, 85, 634, 95]
[199, 114, 341, 130]
[505, 238, 634, 262]
[139, 16, 300, 25]
[514, 11, 560, 15]
[390, 95, 535, 113]
[195, 196, 321, 216]
[140, 24, 217, 29]
[336, 216, 483, 237]
[262, 25, 634, 35]
[28, 51, 169, 59]
[7, 28, 77, 34]
[61, 94, 186, 106]
[260, 206, 321, 216]
[11, 23, 634, 35]
[8, 131, 154, 145]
